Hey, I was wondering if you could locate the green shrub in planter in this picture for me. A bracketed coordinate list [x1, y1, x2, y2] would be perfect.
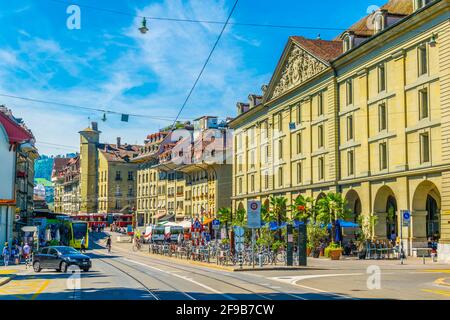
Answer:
[324, 242, 342, 258]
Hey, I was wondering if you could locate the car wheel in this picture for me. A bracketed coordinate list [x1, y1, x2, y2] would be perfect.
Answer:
[33, 261, 41, 273]
[83, 267, 90, 272]
[60, 261, 68, 273]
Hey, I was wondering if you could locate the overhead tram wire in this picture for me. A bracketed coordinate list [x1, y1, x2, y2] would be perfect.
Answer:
[0, 93, 191, 122]
[45, 0, 353, 33]
[170, 0, 240, 129]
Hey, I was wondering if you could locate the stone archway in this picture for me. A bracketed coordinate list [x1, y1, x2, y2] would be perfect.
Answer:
[373, 185, 398, 239]
[345, 189, 362, 223]
[412, 180, 441, 244]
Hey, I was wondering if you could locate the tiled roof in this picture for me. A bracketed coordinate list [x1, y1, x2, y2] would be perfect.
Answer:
[337, 0, 413, 39]
[381, 0, 414, 15]
[98, 143, 141, 162]
[291, 36, 343, 62]
[53, 158, 71, 171]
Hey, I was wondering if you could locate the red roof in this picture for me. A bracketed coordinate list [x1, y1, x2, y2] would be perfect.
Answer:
[0, 111, 32, 144]
[291, 36, 343, 62]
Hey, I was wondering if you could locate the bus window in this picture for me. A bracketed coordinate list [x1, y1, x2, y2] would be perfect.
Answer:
[72, 223, 87, 240]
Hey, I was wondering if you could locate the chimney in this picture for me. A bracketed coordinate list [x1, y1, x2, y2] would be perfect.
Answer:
[91, 122, 98, 131]
[117, 137, 121, 148]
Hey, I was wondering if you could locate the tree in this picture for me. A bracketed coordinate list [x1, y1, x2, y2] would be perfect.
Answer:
[316, 192, 351, 243]
[291, 194, 315, 223]
[269, 196, 288, 240]
[217, 207, 232, 238]
[232, 208, 246, 227]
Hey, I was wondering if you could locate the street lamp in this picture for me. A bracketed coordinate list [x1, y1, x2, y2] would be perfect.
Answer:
[139, 17, 149, 34]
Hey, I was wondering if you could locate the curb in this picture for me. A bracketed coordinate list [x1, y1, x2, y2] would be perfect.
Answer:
[0, 274, 17, 287]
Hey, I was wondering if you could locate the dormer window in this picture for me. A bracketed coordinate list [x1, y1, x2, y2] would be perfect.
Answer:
[343, 34, 353, 52]
[373, 12, 384, 33]
[414, 0, 432, 11]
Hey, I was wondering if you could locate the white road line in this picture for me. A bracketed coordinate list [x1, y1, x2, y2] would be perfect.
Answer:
[122, 258, 237, 300]
[269, 273, 362, 299]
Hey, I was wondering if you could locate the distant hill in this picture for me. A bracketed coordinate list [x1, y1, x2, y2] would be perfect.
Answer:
[34, 154, 76, 181]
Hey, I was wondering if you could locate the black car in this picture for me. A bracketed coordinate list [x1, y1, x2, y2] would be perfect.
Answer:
[33, 246, 92, 273]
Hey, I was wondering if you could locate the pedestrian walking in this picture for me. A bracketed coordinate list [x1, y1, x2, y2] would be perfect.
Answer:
[80, 236, 86, 253]
[2, 243, 10, 267]
[106, 236, 112, 253]
[23, 243, 31, 268]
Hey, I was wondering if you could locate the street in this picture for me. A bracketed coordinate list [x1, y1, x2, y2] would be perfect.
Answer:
[0, 232, 449, 300]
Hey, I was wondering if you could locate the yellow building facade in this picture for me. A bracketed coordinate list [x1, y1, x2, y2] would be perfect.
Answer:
[230, 0, 450, 260]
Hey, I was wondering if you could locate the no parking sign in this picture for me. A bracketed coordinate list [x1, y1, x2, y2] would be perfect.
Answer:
[247, 200, 261, 229]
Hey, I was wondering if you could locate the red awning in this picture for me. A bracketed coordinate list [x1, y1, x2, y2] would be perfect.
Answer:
[0, 112, 32, 144]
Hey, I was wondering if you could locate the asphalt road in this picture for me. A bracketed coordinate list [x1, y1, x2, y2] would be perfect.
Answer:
[0, 232, 449, 300]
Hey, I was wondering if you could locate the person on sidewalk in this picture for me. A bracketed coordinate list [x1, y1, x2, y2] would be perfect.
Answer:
[80, 236, 86, 253]
[105, 236, 112, 253]
[2, 243, 10, 267]
[23, 243, 31, 268]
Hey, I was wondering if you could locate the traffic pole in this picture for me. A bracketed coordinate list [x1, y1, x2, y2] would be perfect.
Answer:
[400, 210, 404, 265]
[252, 228, 255, 269]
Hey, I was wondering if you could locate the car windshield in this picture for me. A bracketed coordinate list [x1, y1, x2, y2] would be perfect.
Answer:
[57, 247, 79, 255]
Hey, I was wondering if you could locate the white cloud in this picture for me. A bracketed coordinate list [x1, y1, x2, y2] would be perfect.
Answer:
[0, 0, 266, 156]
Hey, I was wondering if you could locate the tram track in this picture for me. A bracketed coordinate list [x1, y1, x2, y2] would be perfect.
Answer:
[91, 234, 307, 300]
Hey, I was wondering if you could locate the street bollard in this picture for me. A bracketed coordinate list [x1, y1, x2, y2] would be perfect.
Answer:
[259, 253, 263, 268]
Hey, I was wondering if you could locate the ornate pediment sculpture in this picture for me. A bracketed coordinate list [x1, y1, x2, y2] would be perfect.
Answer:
[270, 45, 327, 99]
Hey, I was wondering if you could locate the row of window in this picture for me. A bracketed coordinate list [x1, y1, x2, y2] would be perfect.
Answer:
[238, 130, 431, 193]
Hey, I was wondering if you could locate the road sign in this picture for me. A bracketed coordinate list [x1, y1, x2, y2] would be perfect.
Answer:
[212, 219, 220, 230]
[235, 243, 244, 252]
[193, 220, 202, 229]
[234, 237, 244, 244]
[402, 210, 411, 227]
[234, 226, 245, 237]
[247, 200, 261, 229]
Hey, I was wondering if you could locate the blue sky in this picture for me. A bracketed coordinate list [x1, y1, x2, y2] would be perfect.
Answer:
[0, 0, 386, 155]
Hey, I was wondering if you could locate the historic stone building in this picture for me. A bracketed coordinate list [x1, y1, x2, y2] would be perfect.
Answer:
[229, 0, 450, 261]
[52, 156, 80, 214]
[132, 131, 169, 225]
[132, 116, 232, 226]
[55, 122, 140, 215]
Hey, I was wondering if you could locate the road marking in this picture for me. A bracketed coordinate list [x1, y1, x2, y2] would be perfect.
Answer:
[122, 258, 236, 300]
[423, 269, 450, 274]
[434, 277, 450, 287]
[31, 280, 50, 300]
[269, 273, 361, 299]
[421, 289, 450, 297]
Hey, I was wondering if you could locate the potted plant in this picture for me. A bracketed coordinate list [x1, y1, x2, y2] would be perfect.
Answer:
[307, 222, 328, 259]
[325, 242, 343, 260]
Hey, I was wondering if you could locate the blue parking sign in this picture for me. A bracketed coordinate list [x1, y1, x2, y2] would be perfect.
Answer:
[403, 211, 410, 221]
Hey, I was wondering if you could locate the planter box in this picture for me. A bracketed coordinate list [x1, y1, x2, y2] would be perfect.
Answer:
[329, 249, 342, 260]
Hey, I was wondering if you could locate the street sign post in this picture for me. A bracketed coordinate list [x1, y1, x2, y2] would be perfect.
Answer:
[212, 219, 220, 230]
[234, 226, 245, 269]
[247, 200, 261, 269]
[298, 224, 307, 266]
[400, 210, 410, 264]
[286, 224, 293, 266]
[247, 200, 261, 229]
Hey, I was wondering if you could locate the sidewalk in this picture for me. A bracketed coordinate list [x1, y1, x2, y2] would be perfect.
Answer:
[94, 231, 449, 272]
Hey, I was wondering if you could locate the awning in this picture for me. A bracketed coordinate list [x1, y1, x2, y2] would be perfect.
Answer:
[154, 212, 166, 220]
[159, 213, 175, 222]
[327, 219, 359, 229]
[202, 217, 214, 225]
[0, 112, 32, 144]
[178, 220, 192, 229]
